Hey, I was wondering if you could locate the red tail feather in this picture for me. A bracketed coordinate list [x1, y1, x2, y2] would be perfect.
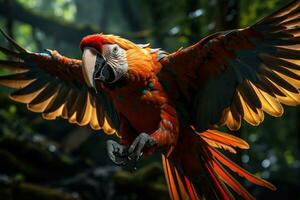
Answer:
[162, 128, 276, 200]
[208, 146, 276, 191]
[211, 159, 255, 200]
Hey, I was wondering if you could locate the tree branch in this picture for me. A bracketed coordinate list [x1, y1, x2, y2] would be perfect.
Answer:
[0, 0, 98, 44]
[0, 0, 148, 45]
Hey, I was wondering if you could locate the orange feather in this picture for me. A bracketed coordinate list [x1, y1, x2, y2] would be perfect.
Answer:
[199, 129, 249, 153]
[208, 146, 276, 191]
[211, 159, 255, 200]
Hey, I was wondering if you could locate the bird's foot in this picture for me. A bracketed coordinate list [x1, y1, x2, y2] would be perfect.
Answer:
[107, 140, 129, 166]
[128, 133, 157, 162]
[107, 133, 157, 167]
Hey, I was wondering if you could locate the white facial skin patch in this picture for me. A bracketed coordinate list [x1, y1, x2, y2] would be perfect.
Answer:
[101, 44, 128, 83]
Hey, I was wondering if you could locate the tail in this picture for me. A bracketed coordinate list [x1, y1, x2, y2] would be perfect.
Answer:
[162, 129, 276, 200]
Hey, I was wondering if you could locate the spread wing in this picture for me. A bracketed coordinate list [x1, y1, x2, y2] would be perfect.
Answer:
[0, 29, 119, 135]
[159, 0, 300, 132]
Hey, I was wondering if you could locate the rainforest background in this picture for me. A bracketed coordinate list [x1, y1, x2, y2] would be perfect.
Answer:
[0, 0, 299, 199]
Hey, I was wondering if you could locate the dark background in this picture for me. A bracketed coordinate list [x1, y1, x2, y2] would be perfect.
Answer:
[0, 0, 299, 199]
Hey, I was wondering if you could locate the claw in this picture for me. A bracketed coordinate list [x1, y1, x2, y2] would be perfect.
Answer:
[106, 140, 129, 166]
[106, 134, 157, 167]
[128, 133, 156, 161]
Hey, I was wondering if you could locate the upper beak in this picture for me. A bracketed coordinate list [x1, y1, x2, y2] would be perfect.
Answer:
[82, 48, 97, 88]
[82, 48, 116, 90]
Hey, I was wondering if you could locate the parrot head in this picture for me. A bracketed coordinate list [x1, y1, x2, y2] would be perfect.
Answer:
[80, 34, 153, 89]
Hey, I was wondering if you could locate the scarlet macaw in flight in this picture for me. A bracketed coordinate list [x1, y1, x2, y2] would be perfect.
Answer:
[1, 0, 300, 199]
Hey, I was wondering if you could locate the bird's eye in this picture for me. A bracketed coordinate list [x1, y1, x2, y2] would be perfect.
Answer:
[112, 46, 118, 54]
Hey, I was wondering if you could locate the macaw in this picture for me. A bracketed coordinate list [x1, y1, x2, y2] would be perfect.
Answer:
[1, 0, 300, 199]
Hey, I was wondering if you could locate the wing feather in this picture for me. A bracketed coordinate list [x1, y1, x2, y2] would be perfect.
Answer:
[30, 81, 60, 105]
[0, 30, 118, 134]
[44, 85, 69, 114]
[0, 72, 34, 89]
[159, 0, 300, 131]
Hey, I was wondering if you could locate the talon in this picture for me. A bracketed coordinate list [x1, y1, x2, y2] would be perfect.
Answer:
[136, 152, 143, 161]
[128, 133, 157, 162]
[106, 140, 129, 166]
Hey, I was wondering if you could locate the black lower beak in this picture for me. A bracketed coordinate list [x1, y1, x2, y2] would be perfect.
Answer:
[94, 54, 115, 83]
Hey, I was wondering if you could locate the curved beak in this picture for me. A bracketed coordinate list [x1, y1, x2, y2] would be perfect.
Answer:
[82, 48, 97, 88]
[82, 48, 117, 90]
